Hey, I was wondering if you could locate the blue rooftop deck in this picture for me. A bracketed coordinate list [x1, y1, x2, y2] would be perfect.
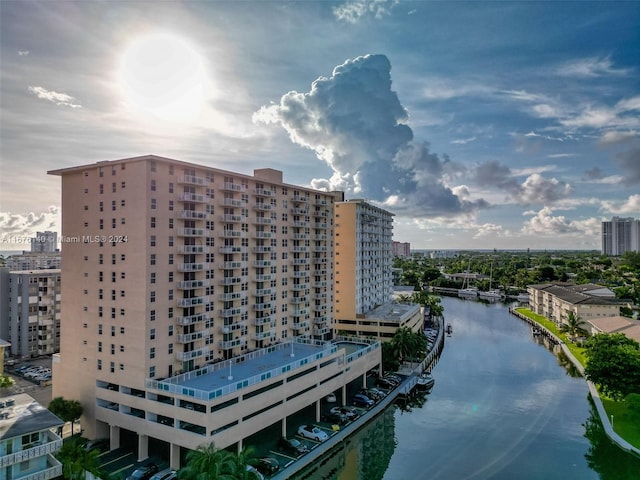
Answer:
[146, 337, 379, 402]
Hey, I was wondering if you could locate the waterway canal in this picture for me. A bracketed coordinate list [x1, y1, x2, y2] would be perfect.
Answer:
[296, 296, 640, 479]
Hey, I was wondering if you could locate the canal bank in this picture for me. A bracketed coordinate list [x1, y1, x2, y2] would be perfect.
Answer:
[509, 307, 640, 459]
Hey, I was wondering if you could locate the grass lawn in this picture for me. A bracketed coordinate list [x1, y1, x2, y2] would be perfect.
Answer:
[514, 307, 640, 450]
[601, 398, 640, 449]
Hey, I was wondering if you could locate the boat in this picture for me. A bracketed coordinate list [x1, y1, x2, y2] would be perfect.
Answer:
[478, 262, 503, 300]
[531, 326, 542, 336]
[458, 286, 479, 298]
[416, 373, 435, 390]
[446, 323, 453, 336]
[516, 292, 529, 303]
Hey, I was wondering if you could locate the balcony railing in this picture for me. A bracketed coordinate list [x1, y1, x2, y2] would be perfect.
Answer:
[0, 434, 62, 467]
[178, 193, 205, 203]
[178, 245, 209, 254]
[178, 175, 205, 185]
[176, 313, 206, 326]
[178, 210, 208, 220]
[222, 182, 246, 192]
[221, 214, 243, 222]
[177, 297, 205, 307]
[219, 338, 247, 349]
[219, 246, 246, 254]
[177, 228, 205, 237]
[177, 263, 205, 272]
[177, 331, 205, 343]
[176, 348, 209, 361]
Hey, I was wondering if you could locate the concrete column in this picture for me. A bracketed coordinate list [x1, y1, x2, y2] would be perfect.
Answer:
[137, 434, 149, 462]
[170, 443, 180, 470]
[109, 425, 120, 450]
[282, 417, 287, 437]
[238, 438, 243, 452]
[362, 372, 367, 388]
[342, 384, 347, 404]
[315, 398, 321, 422]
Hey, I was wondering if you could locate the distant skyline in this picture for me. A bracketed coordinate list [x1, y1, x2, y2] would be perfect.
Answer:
[1, 1, 639, 251]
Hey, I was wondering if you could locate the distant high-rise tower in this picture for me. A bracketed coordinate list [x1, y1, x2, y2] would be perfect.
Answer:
[602, 217, 640, 255]
[31, 231, 57, 253]
[392, 241, 411, 258]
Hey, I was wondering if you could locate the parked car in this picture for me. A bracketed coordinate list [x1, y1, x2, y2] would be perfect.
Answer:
[256, 457, 280, 475]
[361, 388, 385, 400]
[297, 424, 329, 442]
[83, 438, 110, 453]
[150, 469, 177, 480]
[375, 377, 396, 389]
[331, 405, 358, 420]
[323, 410, 348, 424]
[278, 437, 308, 456]
[246, 465, 264, 480]
[325, 393, 337, 402]
[126, 464, 158, 480]
[352, 394, 374, 408]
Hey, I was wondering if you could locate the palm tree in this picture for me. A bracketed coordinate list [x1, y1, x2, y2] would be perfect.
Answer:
[179, 443, 236, 480]
[561, 311, 589, 340]
[228, 446, 260, 480]
[55, 436, 102, 480]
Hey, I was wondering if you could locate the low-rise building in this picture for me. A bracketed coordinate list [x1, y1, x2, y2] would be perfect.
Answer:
[0, 393, 64, 480]
[334, 301, 422, 340]
[527, 283, 620, 325]
[587, 316, 640, 343]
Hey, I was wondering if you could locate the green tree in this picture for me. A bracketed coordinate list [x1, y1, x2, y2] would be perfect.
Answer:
[381, 342, 399, 373]
[55, 436, 102, 480]
[179, 443, 236, 480]
[0, 375, 14, 389]
[390, 327, 426, 364]
[560, 312, 589, 339]
[48, 397, 84, 435]
[584, 333, 640, 400]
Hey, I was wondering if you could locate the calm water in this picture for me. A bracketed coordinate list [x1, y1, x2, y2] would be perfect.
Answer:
[297, 296, 640, 480]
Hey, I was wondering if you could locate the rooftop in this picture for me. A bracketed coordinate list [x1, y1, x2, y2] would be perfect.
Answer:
[148, 338, 378, 401]
[0, 393, 63, 440]
[363, 301, 420, 322]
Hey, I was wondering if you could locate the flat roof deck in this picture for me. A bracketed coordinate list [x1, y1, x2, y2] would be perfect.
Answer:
[148, 338, 378, 401]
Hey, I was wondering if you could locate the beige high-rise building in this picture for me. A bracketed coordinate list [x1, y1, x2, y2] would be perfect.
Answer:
[334, 200, 422, 339]
[48, 155, 381, 467]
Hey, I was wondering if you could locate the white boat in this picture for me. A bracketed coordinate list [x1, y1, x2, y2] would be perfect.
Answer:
[516, 292, 529, 302]
[478, 262, 502, 300]
[416, 373, 435, 390]
[458, 287, 479, 298]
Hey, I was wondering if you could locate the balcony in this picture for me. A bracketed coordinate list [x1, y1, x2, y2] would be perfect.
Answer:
[176, 313, 206, 326]
[178, 193, 205, 203]
[254, 274, 273, 282]
[253, 288, 274, 296]
[219, 246, 246, 254]
[220, 230, 246, 239]
[292, 308, 309, 316]
[253, 246, 272, 253]
[221, 261, 246, 269]
[177, 228, 205, 237]
[177, 297, 205, 307]
[313, 304, 328, 312]
[253, 203, 272, 211]
[314, 281, 328, 288]
[254, 217, 272, 225]
[313, 246, 328, 252]
[177, 263, 204, 272]
[219, 277, 242, 285]
[178, 245, 210, 254]
[313, 210, 329, 217]
[253, 302, 273, 311]
[313, 316, 329, 324]
[290, 270, 308, 278]
[292, 195, 309, 203]
[292, 321, 309, 330]
[221, 182, 246, 192]
[176, 348, 209, 361]
[253, 231, 272, 239]
[290, 208, 309, 215]
[313, 292, 328, 300]
[178, 210, 208, 220]
[290, 297, 308, 305]
[219, 338, 247, 349]
[220, 307, 246, 317]
[0, 432, 62, 467]
[313, 258, 329, 264]
[254, 188, 274, 197]
[291, 233, 309, 240]
[314, 234, 328, 241]
[292, 246, 309, 253]
[223, 198, 242, 207]
[315, 198, 329, 205]
[221, 214, 243, 222]
[253, 316, 274, 326]
[293, 221, 309, 228]
[253, 330, 275, 341]
[313, 326, 331, 336]
[315, 223, 328, 229]
[292, 283, 309, 291]
[253, 260, 272, 267]
[219, 291, 247, 301]
[177, 331, 205, 343]
[221, 321, 246, 333]
[178, 175, 205, 185]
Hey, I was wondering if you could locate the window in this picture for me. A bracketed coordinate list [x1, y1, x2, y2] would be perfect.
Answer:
[112, 182, 116, 193]
[98, 341, 102, 352]
[168, 343, 173, 354]
[97, 359, 102, 370]
[150, 347, 155, 359]
[120, 327, 125, 334]
[98, 324, 103, 335]
[111, 326, 115, 337]
[150, 310, 156, 322]
[150, 273, 156, 284]
[151, 179, 156, 191]
[168, 236, 174, 247]
[168, 325, 173, 336]
[120, 345, 124, 352]
[110, 362, 115, 373]
[150, 291, 156, 303]
[168, 254, 173, 265]
[150, 328, 156, 340]
[150, 235, 156, 247]
[169, 200, 174, 211]
[169, 182, 174, 193]
[150, 254, 156, 266]
[168, 289, 173, 300]
[150, 217, 156, 228]
[168, 307, 173, 318]
[151, 198, 157, 209]
[149, 366, 155, 378]
[111, 344, 115, 354]
[169, 218, 173, 229]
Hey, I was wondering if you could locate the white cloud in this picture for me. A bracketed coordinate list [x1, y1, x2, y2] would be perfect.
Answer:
[333, 0, 399, 23]
[0, 207, 60, 250]
[451, 136, 476, 145]
[556, 56, 631, 77]
[18, 50, 29, 56]
[601, 194, 640, 215]
[521, 207, 579, 235]
[598, 130, 638, 145]
[28, 86, 82, 108]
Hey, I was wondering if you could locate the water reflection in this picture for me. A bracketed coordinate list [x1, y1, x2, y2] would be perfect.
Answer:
[583, 397, 640, 479]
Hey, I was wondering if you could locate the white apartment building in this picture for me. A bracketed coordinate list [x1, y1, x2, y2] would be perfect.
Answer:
[31, 231, 58, 254]
[0, 394, 64, 480]
[48, 155, 381, 468]
[0, 269, 61, 358]
[5, 253, 61, 271]
[334, 200, 421, 338]
[602, 216, 640, 255]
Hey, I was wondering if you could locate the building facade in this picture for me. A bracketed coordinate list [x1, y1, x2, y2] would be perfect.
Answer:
[334, 200, 421, 338]
[527, 283, 620, 325]
[391, 241, 411, 258]
[602, 216, 640, 255]
[5, 253, 61, 271]
[48, 155, 381, 467]
[0, 394, 64, 480]
[31, 231, 58, 254]
[0, 269, 61, 358]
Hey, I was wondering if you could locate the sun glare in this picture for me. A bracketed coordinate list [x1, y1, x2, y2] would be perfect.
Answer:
[118, 32, 207, 123]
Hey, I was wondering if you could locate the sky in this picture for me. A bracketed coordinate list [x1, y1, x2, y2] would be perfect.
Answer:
[1, 1, 639, 251]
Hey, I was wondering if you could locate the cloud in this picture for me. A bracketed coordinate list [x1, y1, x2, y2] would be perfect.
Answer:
[556, 56, 631, 77]
[601, 194, 640, 215]
[332, 0, 399, 23]
[255, 54, 487, 218]
[18, 50, 29, 56]
[451, 136, 476, 145]
[0, 206, 60, 249]
[474, 161, 571, 205]
[598, 130, 638, 145]
[521, 207, 580, 235]
[28, 86, 82, 108]
[613, 142, 640, 185]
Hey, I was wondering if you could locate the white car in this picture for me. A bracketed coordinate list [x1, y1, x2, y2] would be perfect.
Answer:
[297, 425, 328, 442]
